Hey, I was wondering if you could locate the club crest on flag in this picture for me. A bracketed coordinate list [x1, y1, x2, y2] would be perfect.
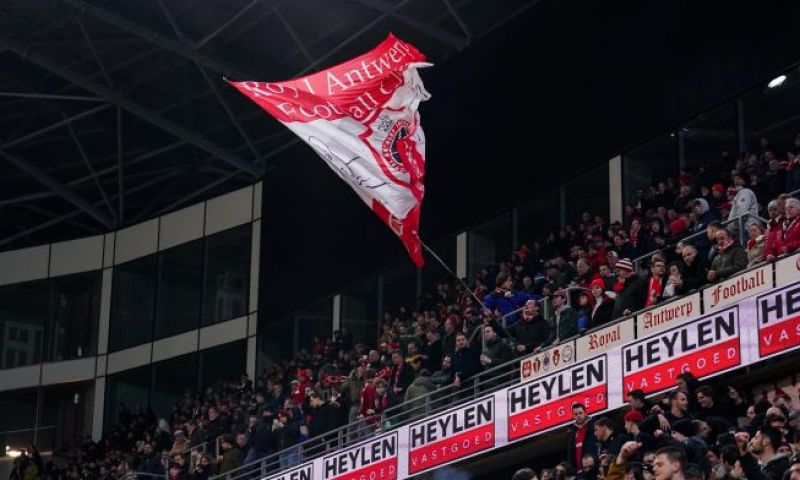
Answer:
[228, 34, 431, 266]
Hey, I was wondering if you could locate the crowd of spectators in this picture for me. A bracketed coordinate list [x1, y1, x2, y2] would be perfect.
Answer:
[11, 137, 800, 479]
[510, 372, 800, 480]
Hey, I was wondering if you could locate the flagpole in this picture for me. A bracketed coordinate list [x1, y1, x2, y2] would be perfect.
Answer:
[419, 239, 488, 314]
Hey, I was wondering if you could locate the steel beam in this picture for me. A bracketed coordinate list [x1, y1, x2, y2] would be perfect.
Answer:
[2, 103, 111, 149]
[299, 0, 412, 75]
[353, 0, 467, 50]
[63, 113, 116, 220]
[0, 150, 113, 228]
[195, 0, 263, 49]
[0, 171, 180, 247]
[442, 0, 472, 39]
[0, 34, 261, 177]
[273, 6, 314, 63]
[0, 92, 103, 102]
[62, 0, 255, 79]
[76, 16, 114, 87]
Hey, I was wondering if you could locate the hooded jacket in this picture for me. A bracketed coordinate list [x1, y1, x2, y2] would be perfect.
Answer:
[728, 187, 759, 226]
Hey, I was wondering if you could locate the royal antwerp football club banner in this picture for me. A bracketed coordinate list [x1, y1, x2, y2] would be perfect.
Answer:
[229, 35, 430, 266]
[756, 282, 800, 359]
[622, 306, 741, 395]
[322, 432, 398, 480]
[703, 264, 770, 311]
[636, 293, 700, 336]
[507, 355, 608, 442]
[265, 463, 313, 480]
[407, 397, 495, 474]
[519, 340, 576, 381]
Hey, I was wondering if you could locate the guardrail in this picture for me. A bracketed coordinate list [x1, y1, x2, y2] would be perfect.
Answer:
[211, 206, 800, 480]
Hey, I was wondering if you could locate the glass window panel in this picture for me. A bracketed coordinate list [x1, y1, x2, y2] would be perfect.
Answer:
[517, 187, 561, 248]
[294, 299, 333, 354]
[155, 240, 203, 339]
[383, 264, 416, 315]
[742, 70, 800, 155]
[562, 163, 610, 225]
[151, 353, 198, 420]
[467, 213, 512, 281]
[38, 381, 94, 454]
[623, 134, 678, 208]
[257, 317, 294, 372]
[105, 365, 151, 432]
[0, 280, 49, 369]
[341, 279, 378, 347]
[199, 340, 246, 390]
[110, 255, 157, 352]
[48, 271, 101, 362]
[203, 225, 251, 326]
[0, 388, 38, 452]
[681, 101, 738, 177]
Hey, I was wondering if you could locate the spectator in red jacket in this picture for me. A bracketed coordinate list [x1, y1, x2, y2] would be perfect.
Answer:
[765, 197, 800, 261]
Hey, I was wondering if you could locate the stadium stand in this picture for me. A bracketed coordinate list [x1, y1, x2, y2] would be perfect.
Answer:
[8, 131, 799, 480]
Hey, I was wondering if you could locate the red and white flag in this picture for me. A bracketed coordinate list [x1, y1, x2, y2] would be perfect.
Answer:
[228, 34, 430, 266]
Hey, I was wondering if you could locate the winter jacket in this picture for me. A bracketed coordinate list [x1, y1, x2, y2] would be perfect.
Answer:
[747, 236, 765, 267]
[611, 275, 647, 320]
[551, 305, 578, 342]
[676, 257, 706, 294]
[482, 336, 513, 367]
[451, 346, 480, 381]
[483, 289, 537, 324]
[589, 297, 614, 329]
[508, 314, 550, 354]
[217, 447, 243, 474]
[728, 187, 759, 226]
[710, 242, 747, 280]
[763, 216, 800, 258]
[566, 419, 597, 467]
[739, 452, 790, 480]
[404, 376, 436, 413]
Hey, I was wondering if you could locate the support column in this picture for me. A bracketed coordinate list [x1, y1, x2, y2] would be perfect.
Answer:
[456, 232, 467, 279]
[246, 336, 257, 380]
[332, 295, 341, 331]
[91, 377, 106, 440]
[608, 155, 623, 224]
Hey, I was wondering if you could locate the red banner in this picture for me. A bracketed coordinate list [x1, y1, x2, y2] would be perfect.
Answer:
[322, 433, 398, 480]
[757, 284, 800, 358]
[507, 356, 608, 441]
[407, 398, 495, 474]
[229, 35, 431, 266]
[622, 307, 741, 395]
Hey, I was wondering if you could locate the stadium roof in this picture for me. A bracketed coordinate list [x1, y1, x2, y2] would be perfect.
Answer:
[0, 0, 540, 249]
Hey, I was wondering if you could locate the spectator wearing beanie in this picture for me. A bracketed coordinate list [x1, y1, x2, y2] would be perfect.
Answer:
[611, 259, 646, 320]
[622, 410, 655, 463]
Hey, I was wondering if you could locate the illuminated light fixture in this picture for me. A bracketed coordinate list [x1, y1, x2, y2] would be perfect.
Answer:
[5, 446, 22, 458]
[768, 75, 787, 88]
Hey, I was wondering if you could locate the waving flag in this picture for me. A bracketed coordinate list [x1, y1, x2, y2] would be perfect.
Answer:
[228, 34, 430, 266]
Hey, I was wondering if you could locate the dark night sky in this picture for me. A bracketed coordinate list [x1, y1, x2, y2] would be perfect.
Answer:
[261, 0, 800, 319]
